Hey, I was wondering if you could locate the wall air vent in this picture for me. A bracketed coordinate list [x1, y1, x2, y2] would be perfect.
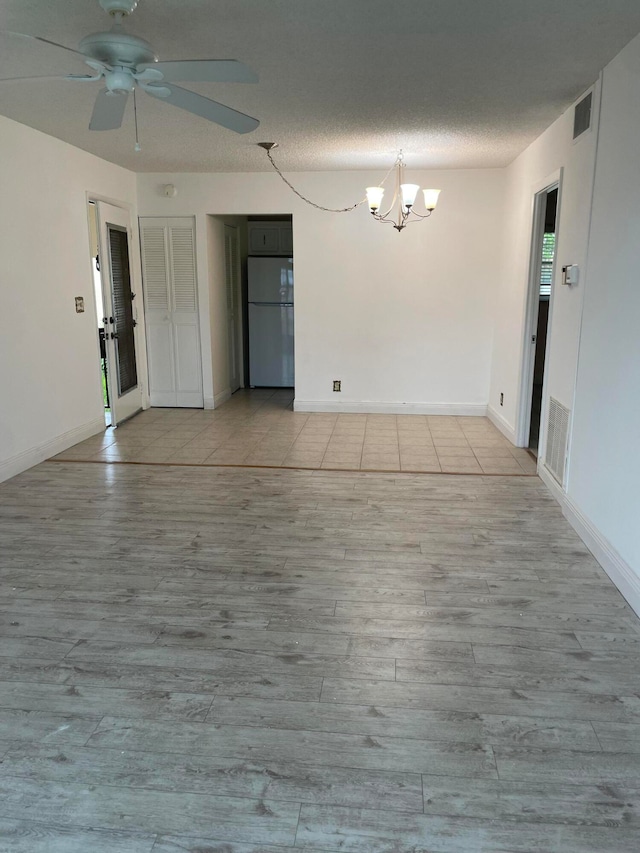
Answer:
[545, 397, 570, 485]
[573, 91, 592, 139]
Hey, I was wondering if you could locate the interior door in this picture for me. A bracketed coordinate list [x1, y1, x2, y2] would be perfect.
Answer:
[96, 202, 143, 426]
[139, 218, 203, 407]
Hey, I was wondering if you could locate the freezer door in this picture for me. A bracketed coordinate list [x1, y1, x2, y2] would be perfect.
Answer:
[249, 304, 295, 387]
[248, 256, 294, 304]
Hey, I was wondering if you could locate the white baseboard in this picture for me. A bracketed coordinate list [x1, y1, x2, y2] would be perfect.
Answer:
[213, 388, 232, 408]
[203, 396, 215, 410]
[487, 405, 517, 444]
[0, 416, 105, 483]
[537, 462, 640, 618]
[293, 400, 488, 416]
[536, 461, 565, 504]
[563, 494, 640, 618]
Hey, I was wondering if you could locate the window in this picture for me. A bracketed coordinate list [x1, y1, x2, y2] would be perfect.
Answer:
[539, 232, 555, 297]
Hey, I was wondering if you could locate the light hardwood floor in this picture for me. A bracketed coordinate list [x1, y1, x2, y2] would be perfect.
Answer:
[1, 458, 639, 851]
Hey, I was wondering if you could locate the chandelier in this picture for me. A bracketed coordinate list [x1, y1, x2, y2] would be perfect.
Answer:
[366, 151, 440, 232]
[259, 143, 440, 233]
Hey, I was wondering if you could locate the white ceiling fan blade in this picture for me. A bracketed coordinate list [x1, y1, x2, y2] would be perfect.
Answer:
[90, 88, 129, 130]
[137, 59, 258, 84]
[139, 82, 171, 98]
[145, 83, 259, 134]
[135, 67, 164, 84]
[2, 30, 88, 60]
[0, 74, 86, 83]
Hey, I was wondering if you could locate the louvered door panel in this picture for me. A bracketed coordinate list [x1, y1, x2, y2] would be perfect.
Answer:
[140, 217, 203, 408]
[140, 225, 170, 310]
[170, 227, 197, 311]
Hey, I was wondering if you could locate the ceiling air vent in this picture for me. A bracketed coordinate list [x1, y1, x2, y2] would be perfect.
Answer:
[545, 397, 570, 485]
[573, 91, 592, 140]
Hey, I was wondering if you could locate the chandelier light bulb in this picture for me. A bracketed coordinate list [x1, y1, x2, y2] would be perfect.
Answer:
[423, 188, 441, 211]
[366, 186, 385, 212]
[400, 183, 420, 210]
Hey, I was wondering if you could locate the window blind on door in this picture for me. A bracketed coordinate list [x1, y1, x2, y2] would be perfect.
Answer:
[108, 225, 138, 395]
[539, 232, 555, 297]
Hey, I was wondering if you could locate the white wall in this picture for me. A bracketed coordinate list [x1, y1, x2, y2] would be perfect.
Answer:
[137, 168, 505, 414]
[0, 115, 141, 481]
[488, 84, 600, 441]
[566, 33, 640, 604]
[488, 33, 640, 610]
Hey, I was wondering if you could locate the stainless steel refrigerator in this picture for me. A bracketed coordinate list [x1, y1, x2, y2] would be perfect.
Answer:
[248, 256, 294, 387]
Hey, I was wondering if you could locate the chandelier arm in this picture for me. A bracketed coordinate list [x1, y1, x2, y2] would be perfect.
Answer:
[405, 208, 434, 221]
[375, 181, 401, 221]
[263, 146, 366, 213]
[371, 214, 402, 226]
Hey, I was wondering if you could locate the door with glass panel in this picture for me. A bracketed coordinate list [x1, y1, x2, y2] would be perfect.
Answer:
[96, 202, 143, 426]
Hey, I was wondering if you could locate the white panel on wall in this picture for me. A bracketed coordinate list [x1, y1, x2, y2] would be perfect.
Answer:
[174, 322, 203, 395]
[146, 323, 174, 393]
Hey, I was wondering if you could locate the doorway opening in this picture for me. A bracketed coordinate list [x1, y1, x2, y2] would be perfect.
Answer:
[212, 215, 294, 408]
[246, 216, 294, 391]
[526, 185, 558, 456]
[88, 201, 111, 427]
[88, 199, 143, 427]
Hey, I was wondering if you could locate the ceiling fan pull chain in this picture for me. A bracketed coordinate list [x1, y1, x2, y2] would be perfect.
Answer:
[133, 88, 141, 152]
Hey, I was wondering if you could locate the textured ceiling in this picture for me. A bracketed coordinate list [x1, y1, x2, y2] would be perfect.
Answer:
[1, 0, 640, 173]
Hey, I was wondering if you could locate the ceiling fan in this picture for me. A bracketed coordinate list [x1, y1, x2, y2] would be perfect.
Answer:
[0, 0, 260, 134]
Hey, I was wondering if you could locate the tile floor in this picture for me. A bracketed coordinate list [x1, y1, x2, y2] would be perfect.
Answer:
[54, 389, 536, 475]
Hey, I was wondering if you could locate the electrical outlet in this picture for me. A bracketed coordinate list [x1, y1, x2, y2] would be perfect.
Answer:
[333, 380, 341, 392]
[500, 392, 504, 406]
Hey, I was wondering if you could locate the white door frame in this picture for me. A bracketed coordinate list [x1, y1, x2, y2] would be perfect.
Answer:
[86, 193, 148, 426]
[225, 224, 243, 394]
[515, 170, 563, 450]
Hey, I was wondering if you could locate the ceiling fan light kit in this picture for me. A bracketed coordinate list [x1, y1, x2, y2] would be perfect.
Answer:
[260, 144, 441, 233]
[98, 0, 139, 16]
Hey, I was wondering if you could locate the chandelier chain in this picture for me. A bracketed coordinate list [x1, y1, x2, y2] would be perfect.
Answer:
[264, 147, 397, 214]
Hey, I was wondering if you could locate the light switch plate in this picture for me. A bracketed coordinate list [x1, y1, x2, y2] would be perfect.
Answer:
[562, 264, 579, 286]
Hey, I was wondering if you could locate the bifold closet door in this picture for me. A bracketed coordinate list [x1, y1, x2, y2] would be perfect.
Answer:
[140, 217, 203, 408]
